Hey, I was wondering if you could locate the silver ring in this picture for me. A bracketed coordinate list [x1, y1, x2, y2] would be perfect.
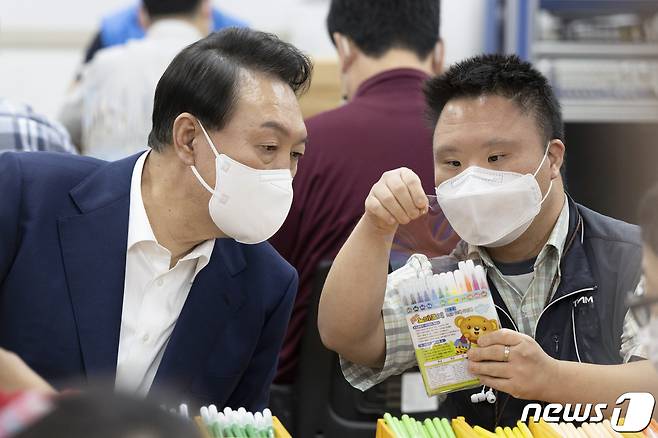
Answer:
[503, 345, 511, 362]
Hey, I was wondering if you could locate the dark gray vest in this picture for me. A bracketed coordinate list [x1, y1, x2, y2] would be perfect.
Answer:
[436, 198, 643, 428]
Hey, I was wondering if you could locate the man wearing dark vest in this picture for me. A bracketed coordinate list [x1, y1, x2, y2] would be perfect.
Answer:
[318, 54, 658, 428]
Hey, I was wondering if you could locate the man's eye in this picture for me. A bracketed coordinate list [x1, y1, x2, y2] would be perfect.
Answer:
[291, 152, 303, 161]
[488, 155, 503, 162]
[446, 160, 461, 167]
[261, 145, 277, 152]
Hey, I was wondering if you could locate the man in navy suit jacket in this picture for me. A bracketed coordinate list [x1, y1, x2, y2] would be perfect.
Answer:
[0, 28, 311, 410]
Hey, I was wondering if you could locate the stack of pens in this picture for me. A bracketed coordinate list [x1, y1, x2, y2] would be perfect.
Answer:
[398, 260, 488, 306]
[198, 405, 275, 438]
[383, 413, 458, 438]
[381, 414, 658, 438]
[527, 418, 651, 438]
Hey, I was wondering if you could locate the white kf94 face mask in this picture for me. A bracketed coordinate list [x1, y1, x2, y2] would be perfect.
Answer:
[190, 120, 294, 244]
[435, 144, 553, 248]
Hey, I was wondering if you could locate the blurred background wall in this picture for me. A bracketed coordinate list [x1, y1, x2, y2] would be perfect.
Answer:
[0, 0, 487, 118]
[2, 0, 658, 222]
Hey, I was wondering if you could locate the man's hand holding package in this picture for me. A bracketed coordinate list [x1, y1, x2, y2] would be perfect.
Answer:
[467, 328, 559, 401]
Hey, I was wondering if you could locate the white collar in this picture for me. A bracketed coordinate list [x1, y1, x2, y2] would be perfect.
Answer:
[146, 19, 204, 43]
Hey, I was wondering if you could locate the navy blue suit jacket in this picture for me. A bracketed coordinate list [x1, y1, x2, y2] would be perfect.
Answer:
[0, 151, 297, 410]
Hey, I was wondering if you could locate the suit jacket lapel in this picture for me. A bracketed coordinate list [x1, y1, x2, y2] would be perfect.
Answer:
[58, 154, 141, 381]
[153, 239, 247, 393]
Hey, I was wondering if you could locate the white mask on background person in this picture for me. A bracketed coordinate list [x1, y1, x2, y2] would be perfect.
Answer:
[190, 120, 294, 244]
[435, 144, 553, 248]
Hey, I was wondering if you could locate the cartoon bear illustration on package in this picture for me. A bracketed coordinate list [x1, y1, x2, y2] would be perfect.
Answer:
[454, 315, 498, 351]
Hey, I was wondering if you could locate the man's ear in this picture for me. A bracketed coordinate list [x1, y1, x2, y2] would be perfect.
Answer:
[547, 139, 566, 180]
[333, 32, 356, 73]
[138, 6, 151, 30]
[172, 113, 198, 166]
[431, 40, 445, 75]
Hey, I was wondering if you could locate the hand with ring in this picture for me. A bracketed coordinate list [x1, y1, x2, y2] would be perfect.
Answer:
[467, 328, 560, 401]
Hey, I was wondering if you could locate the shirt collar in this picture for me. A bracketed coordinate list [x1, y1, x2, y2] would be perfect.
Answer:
[146, 19, 203, 43]
[468, 195, 570, 269]
[127, 150, 215, 280]
[127, 150, 156, 250]
[353, 68, 430, 99]
[181, 239, 215, 280]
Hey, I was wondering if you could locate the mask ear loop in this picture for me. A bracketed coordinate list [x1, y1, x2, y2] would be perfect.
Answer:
[197, 120, 221, 158]
[191, 166, 215, 194]
[533, 141, 554, 204]
[190, 119, 221, 194]
[532, 142, 551, 179]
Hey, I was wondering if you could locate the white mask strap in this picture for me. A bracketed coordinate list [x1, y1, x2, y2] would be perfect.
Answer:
[532, 141, 551, 178]
[197, 120, 220, 158]
[540, 179, 553, 204]
[190, 119, 221, 194]
[191, 165, 214, 194]
[535, 141, 554, 205]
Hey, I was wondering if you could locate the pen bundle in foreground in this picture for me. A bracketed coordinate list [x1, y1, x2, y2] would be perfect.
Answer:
[197, 405, 275, 438]
[380, 414, 658, 438]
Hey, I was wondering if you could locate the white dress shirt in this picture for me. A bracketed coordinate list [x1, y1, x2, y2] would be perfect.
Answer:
[115, 151, 215, 395]
[59, 20, 203, 161]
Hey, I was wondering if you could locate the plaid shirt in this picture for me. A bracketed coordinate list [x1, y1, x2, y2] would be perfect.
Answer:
[341, 197, 646, 391]
[473, 197, 571, 337]
[0, 99, 77, 154]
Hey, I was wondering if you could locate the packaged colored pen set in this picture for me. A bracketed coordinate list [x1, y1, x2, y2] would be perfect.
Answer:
[397, 260, 500, 396]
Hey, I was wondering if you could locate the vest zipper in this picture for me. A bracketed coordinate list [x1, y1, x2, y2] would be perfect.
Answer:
[553, 335, 560, 354]
[571, 305, 582, 363]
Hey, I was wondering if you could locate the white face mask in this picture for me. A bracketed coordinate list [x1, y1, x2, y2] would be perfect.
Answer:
[190, 121, 293, 244]
[435, 144, 553, 248]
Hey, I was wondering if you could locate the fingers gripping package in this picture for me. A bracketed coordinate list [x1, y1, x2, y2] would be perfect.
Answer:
[397, 259, 500, 396]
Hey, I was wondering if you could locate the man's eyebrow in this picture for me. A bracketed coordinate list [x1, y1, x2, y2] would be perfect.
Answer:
[260, 121, 290, 136]
[434, 145, 460, 155]
[261, 121, 307, 145]
[484, 137, 518, 147]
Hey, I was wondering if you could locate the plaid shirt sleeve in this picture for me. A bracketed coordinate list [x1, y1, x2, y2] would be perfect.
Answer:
[340, 254, 433, 391]
[620, 276, 648, 362]
[0, 99, 77, 154]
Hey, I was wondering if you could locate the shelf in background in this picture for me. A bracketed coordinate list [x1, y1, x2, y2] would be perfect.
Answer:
[534, 41, 658, 58]
[540, 1, 658, 14]
[560, 99, 658, 123]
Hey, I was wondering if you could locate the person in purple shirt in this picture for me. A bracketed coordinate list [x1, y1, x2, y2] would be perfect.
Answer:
[270, 0, 459, 387]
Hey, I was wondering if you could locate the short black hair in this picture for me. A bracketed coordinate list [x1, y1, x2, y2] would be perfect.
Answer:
[16, 391, 200, 438]
[143, 0, 202, 18]
[424, 54, 564, 144]
[326, 0, 440, 60]
[640, 183, 658, 255]
[149, 27, 313, 151]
